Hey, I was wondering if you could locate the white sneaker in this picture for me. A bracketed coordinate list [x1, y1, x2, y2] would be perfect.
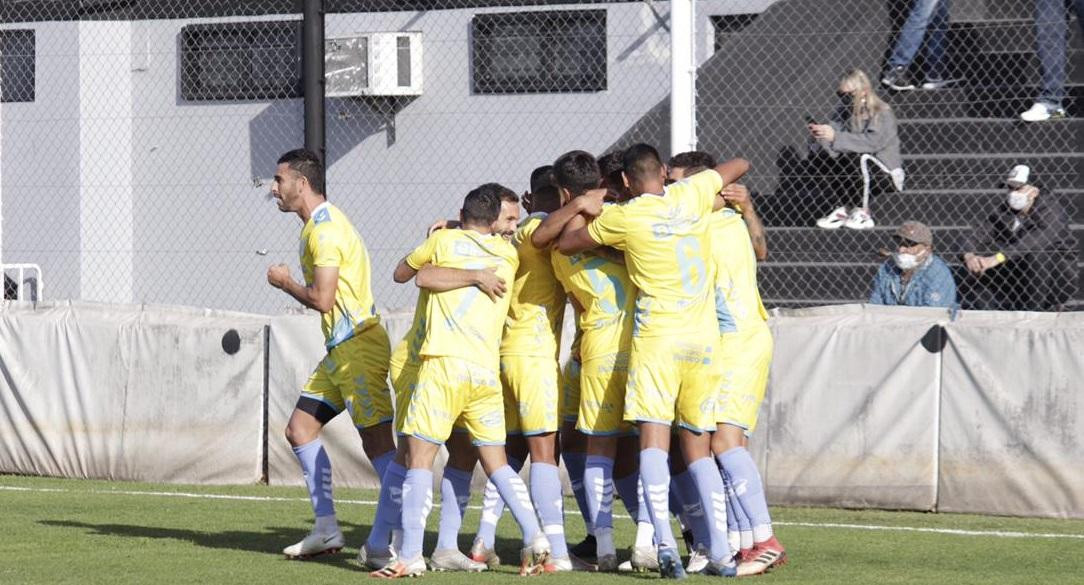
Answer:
[685, 544, 710, 574]
[358, 542, 396, 570]
[843, 208, 875, 230]
[519, 533, 552, 576]
[282, 530, 344, 559]
[816, 206, 849, 229]
[430, 548, 486, 572]
[1020, 102, 1066, 122]
[544, 555, 594, 572]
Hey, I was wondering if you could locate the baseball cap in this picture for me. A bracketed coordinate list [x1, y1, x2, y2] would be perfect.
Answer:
[895, 221, 933, 246]
[1005, 164, 1030, 188]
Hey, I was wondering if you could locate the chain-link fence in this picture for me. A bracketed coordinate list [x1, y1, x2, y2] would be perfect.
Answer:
[0, 0, 1080, 314]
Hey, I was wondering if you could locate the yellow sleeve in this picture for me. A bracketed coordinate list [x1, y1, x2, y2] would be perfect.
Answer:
[309, 225, 343, 267]
[515, 218, 539, 249]
[405, 233, 439, 270]
[686, 169, 725, 214]
[586, 204, 628, 248]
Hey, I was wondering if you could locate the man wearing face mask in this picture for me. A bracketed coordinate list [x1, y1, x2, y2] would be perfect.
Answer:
[869, 221, 957, 308]
[961, 165, 1077, 311]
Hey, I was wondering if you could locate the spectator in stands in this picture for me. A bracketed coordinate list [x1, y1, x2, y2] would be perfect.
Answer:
[881, 0, 956, 91]
[961, 165, 1078, 310]
[869, 221, 957, 308]
[1021, 0, 1084, 122]
[809, 69, 904, 230]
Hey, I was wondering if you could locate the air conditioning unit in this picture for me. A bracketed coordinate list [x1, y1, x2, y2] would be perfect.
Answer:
[325, 32, 423, 97]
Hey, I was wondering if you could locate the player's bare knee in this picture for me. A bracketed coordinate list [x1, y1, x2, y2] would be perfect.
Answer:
[526, 433, 557, 465]
[358, 422, 395, 457]
[711, 423, 744, 455]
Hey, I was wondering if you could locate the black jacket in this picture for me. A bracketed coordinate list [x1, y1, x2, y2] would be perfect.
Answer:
[966, 195, 1075, 260]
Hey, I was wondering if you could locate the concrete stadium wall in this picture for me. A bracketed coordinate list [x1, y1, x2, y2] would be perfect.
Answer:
[2, 301, 1083, 518]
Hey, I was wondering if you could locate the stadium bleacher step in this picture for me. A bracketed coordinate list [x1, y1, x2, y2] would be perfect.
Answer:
[887, 85, 1084, 120]
[952, 0, 1034, 22]
[871, 189, 1084, 225]
[949, 49, 1084, 87]
[898, 119, 1084, 155]
[901, 153, 1084, 190]
[946, 18, 1084, 54]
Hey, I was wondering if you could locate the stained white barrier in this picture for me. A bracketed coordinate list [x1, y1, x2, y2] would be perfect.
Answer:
[762, 304, 949, 510]
[4, 301, 1084, 518]
[939, 311, 1084, 518]
[0, 301, 266, 484]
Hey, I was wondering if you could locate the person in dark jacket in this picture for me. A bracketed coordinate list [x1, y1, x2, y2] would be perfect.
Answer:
[869, 221, 957, 308]
[961, 165, 1078, 311]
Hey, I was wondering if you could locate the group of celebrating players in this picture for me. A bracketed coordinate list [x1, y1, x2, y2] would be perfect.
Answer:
[265, 143, 784, 580]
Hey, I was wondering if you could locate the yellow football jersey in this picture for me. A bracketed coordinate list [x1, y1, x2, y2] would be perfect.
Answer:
[299, 202, 380, 349]
[586, 170, 723, 336]
[405, 229, 518, 370]
[551, 248, 636, 362]
[500, 214, 567, 357]
[710, 209, 769, 333]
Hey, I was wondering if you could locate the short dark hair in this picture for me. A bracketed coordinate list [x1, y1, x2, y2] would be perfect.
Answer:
[622, 143, 664, 183]
[553, 150, 601, 196]
[499, 190, 520, 204]
[530, 184, 561, 213]
[529, 165, 556, 194]
[277, 148, 325, 196]
[668, 151, 716, 176]
[597, 151, 625, 187]
[462, 183, 507, 226]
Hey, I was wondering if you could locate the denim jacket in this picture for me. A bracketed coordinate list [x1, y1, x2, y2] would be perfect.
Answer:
[868, 254, 957, 308]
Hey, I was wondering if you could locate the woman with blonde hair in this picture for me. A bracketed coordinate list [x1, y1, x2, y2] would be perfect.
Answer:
[808, 69, 904, 229]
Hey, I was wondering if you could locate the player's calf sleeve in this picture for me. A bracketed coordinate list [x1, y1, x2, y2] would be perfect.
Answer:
[530, 462, 568, 558]
[400, 469, 434, 560]
[639, 448, 677, 550]
[370, 450, 394, 483]
[437, 467, 473, 550]
[613, 470, 640, 520]
[717, 447, 773, 543]
[292, 438, 335, 520]
[584, 456, 616, 557]
[562, 451, 593, 535]
[673, 469, 709, 549]
[687, 456, 731, 564]
[367, 460, 407, 550]
[475, 456, 522, 549]
[722, 467, 753, 551]
[489, 465, 540, 544]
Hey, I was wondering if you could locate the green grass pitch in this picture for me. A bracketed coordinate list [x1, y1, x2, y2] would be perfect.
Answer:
[2, 474, 1083, 584]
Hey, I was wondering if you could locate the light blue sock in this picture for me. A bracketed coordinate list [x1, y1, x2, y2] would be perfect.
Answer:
[370, 450, 394, 483]
[718, 447, 773, 543]
[367, 460, 407, 550]
[639, 448, 677, 549]
[562, 451, 593, 534]
[531, 462, 568, 558]
[436, 467, 473, 550]
[673, 470, 709, 549]
[723, 467, 753, 551]
[292, 438, 335, 518]
[688, 456, 731, 564]
[400, 469, 434, 560]
[584, 455, 615, 555]
[489, 464, 540, 545]
[476, 456, 522, 549]
[613, 470, 640, 520]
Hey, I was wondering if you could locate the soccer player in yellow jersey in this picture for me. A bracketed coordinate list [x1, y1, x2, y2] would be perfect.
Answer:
[265, 149, 394, 559]
[372, 185, 550, 579]
[553, 144, 750, 578]
[669, 152, 784, 576]
[536, 151, 659, 572]
[361, 194, 518, 573]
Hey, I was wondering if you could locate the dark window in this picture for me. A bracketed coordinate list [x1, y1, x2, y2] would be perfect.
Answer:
[180, 20, 301, 101]
[0, 29, 35, 103]
[472, 9, 606, 94]
[710, 14, 758, 53]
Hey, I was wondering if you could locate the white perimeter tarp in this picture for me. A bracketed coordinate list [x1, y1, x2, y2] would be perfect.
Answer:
[762, 304, 950, 510]
[0, 301, 267, 484]
[939, 310, 1084, 518]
